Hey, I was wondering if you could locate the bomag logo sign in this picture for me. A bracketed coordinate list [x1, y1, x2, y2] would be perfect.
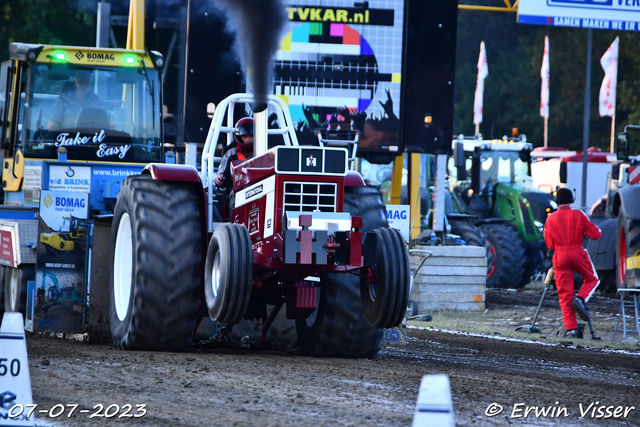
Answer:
[77, 51, 115, 63]
[87, 53, 115, 60]
[43, 194, 54, 208]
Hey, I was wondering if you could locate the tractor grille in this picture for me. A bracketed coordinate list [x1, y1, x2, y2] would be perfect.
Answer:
[283, 182, 337, 213]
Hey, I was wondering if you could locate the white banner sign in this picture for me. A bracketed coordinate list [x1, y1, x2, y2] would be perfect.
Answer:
[49, 165, 91, 193]
[386, 204, 410, 242]
[40, 190, 89, 232]
[518, 0, 640, 32]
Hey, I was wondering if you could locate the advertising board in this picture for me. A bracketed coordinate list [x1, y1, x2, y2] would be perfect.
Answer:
[276, 1, 405, 157]
[518, 0, 640, 31]
[26, 191, 91, 335]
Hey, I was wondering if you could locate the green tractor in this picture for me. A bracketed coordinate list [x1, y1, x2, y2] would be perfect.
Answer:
[448, 135, 556, 289]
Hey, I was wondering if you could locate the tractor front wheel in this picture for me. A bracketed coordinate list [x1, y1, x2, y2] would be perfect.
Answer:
[204, 223, 252, 325]
[616, 218, 640, 288]
[109, 175, 202, 352]
[361, 227, 410, 328]
[480, 223, 526, 289]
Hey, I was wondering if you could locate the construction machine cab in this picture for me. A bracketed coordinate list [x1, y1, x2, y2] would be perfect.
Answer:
[1, 43, 164, 163]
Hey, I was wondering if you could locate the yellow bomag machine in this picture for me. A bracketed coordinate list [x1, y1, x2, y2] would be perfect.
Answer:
[39, 216, 87, 256]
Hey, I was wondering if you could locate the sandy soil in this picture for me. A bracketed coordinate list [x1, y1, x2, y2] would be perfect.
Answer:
[12, 286, 640, 426]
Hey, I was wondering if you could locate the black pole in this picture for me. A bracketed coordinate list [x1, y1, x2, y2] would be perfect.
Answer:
[581, 28, 592, 211]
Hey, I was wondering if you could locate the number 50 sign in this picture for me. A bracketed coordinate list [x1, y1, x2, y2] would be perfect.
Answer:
[0, 313, 34, 426]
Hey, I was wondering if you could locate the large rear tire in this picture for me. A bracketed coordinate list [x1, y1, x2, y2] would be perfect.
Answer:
[480, 223, 527, 288]
[295, 186, 386, 357]
[616, 218, 640, 288]
[109, 175, 203, 352]
[204, 223, 252, 325]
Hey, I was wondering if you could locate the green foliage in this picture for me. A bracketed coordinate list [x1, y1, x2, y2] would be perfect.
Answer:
[454, 9, 640, 151]
[0, 0, 95, 63]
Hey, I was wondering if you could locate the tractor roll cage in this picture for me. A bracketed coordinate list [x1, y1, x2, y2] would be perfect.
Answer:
[200, 94, 300, 231]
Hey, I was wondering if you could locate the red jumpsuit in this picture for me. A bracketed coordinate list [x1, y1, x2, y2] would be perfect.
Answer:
[544, 205, 602, 331]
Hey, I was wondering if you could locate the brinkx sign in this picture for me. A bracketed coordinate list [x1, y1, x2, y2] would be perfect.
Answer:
[518, 0, 640, 32]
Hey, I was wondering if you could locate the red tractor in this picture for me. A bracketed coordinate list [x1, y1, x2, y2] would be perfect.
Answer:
[108, 94, 410, 357]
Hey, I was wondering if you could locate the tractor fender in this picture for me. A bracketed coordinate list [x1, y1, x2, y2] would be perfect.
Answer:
[142, 163, 202, 183]
[585, 218, 617, 271]
[612, 185, 640, 220]
[345, 171, 365, 187]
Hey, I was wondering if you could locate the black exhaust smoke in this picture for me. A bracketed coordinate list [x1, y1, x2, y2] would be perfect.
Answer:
[214, 0, 286, 112]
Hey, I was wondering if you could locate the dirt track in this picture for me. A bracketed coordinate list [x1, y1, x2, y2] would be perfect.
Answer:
[18, 290, 640, 427]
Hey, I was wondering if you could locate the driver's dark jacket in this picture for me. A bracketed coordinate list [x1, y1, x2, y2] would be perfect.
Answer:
[216, 146, 251, 190]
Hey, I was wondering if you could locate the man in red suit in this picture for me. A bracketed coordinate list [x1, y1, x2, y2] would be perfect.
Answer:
[544, 188, 602, 338]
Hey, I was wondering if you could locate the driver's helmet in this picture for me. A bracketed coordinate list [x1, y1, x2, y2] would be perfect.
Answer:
[234, 117, 254, 150]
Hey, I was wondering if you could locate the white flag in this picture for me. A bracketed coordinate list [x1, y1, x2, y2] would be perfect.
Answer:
[473, 41, 488, 126]
[599, 36, 619, 117]
[540, 36, 550, 119]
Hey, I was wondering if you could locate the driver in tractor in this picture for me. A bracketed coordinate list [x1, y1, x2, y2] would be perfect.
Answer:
[48, 70, 103, 131]
[215, 117, 254, 217]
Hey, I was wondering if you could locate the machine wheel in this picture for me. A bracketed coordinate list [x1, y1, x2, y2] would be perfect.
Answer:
[204, 223, 252, 325]
[450, 220, 493, 276]
[295, 186, 387, 357]
[616, 218, 640, 288]
[599, 271, 617, 294]
[3, 265, 32, 314]
[407, 300, 419, 317]
[109, 175, 202, 352]
[361, 227, 410, 328]
[45, 234, 69, 257]
[480, 223, 527, 289]
[295, 272, 383, 358]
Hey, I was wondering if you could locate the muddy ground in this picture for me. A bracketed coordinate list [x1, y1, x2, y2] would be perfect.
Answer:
[14, 285, 640, 426]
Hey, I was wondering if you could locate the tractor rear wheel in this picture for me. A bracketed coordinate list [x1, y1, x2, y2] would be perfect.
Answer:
[361, 227, 410, 328]
[616, 218, 640, 288]
[480, 223, 527, 288]
[295, 186, 386, 357]
[109, 175, 202, 352]
[204, 223, 252, 325]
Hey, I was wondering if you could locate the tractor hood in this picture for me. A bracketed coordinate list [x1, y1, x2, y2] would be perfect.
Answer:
[521, 190, 556, 224]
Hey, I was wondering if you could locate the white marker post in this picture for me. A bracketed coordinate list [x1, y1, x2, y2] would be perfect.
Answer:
[412, 374, 455, 427]
[0, 313, 35, 427]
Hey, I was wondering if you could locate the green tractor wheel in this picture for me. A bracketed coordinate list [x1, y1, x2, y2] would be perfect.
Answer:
[480, 223, 527, 289]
